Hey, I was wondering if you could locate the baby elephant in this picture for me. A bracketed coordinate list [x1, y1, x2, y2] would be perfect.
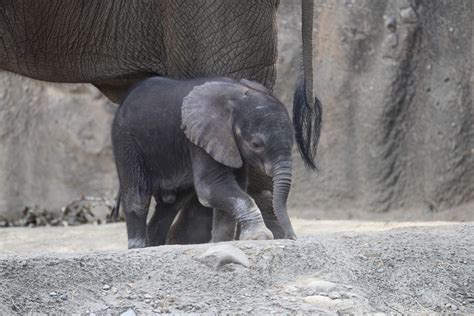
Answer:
[112, 77, 295, 249]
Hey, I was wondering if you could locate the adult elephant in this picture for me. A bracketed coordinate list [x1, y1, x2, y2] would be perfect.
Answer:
[1, 0, 321, 241]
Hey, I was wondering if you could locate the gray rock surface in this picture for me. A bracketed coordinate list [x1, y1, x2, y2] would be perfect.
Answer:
[0, 0, 472, 220]
[0, 224, 472, 314]
[0, 74, 117, 221]
[277, 0, 473, 214]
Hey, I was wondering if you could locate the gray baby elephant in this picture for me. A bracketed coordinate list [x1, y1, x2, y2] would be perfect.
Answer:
[112, 77, 295, 249]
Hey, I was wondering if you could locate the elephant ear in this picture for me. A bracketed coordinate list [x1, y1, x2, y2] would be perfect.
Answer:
[239, 79, 271, 94]
[181, 81, 246, 169]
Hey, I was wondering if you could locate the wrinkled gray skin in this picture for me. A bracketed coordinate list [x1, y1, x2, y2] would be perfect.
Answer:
[112, 77, 295, 248]
[0, 0, 314, 103]
[162, 168, 284, 246]
[1, 0, 319, 244]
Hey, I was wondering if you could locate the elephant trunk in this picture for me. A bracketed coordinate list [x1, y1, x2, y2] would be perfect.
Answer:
[271, 160, 296, 240]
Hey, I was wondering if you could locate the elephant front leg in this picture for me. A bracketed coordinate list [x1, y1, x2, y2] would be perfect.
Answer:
[191, 147, 273, 241]
[211, 210, 236, 242]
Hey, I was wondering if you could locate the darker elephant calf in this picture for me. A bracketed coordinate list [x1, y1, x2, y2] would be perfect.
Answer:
[112, 77, 296, 248]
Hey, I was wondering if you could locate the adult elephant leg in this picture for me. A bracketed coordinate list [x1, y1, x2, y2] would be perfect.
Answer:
[166, 196, 213, 245]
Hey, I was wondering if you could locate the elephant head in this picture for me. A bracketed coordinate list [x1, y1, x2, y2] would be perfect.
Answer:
[181, 79, 296, 238]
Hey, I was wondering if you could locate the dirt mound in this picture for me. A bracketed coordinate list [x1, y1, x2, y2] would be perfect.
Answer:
[1, 224, 472, 314]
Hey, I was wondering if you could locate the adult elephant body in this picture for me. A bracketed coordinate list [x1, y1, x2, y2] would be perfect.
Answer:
[1, 0, 278, 102]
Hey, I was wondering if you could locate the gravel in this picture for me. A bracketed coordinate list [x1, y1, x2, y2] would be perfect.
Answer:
[0, 223, 472, 314]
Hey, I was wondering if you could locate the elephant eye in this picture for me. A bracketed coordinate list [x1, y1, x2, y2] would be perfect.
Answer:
[250, 138, 265, 151]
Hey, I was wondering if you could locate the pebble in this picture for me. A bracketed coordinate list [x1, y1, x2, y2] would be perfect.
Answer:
[305, 279, 338, 293]
[384, 16, 397, 32]
[284, 286, 298, 293]
[102, 284, 111, 291]
[197, 244, 250, 269]
[445, 303, 458, 310]
[120, 308, 137, 316]
[400, 6, 418, 23]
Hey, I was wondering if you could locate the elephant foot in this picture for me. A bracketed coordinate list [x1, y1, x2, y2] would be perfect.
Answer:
[285, 232, 297, 240]
[239, 221, 274, 241]
[282, 226, 297, 240]
[210, 230, 235, 243]
[128, 237, 146, 249]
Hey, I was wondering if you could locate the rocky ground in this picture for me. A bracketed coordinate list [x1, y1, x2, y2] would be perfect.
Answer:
[0, 220, 472, 314]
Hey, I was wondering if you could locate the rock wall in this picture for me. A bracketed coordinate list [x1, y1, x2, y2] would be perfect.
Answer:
[277, 0, 473, 215]
[0, 77, 117, 221]
[0, 0, 472, 221]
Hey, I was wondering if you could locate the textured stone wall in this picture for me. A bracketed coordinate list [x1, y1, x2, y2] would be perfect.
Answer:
[0, 0, 472, 221]
[0, 76, 117, 220]
[277, 0, 473, 216]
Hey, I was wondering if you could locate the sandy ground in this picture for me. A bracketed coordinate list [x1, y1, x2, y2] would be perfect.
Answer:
[0, 219, 461, 255]
[0, 220, 473, 314]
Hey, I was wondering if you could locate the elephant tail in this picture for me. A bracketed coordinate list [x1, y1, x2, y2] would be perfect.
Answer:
[110, 189, 121, 222]
[293, 78, 322, 170]
[294, 0, 321, 171]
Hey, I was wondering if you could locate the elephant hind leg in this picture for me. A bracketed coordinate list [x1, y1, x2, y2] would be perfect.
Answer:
[167, 196, 213, 245]
[147, 200, 180, 247]
[121, 185, 151, 249]
[114, 139, 151, 249]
